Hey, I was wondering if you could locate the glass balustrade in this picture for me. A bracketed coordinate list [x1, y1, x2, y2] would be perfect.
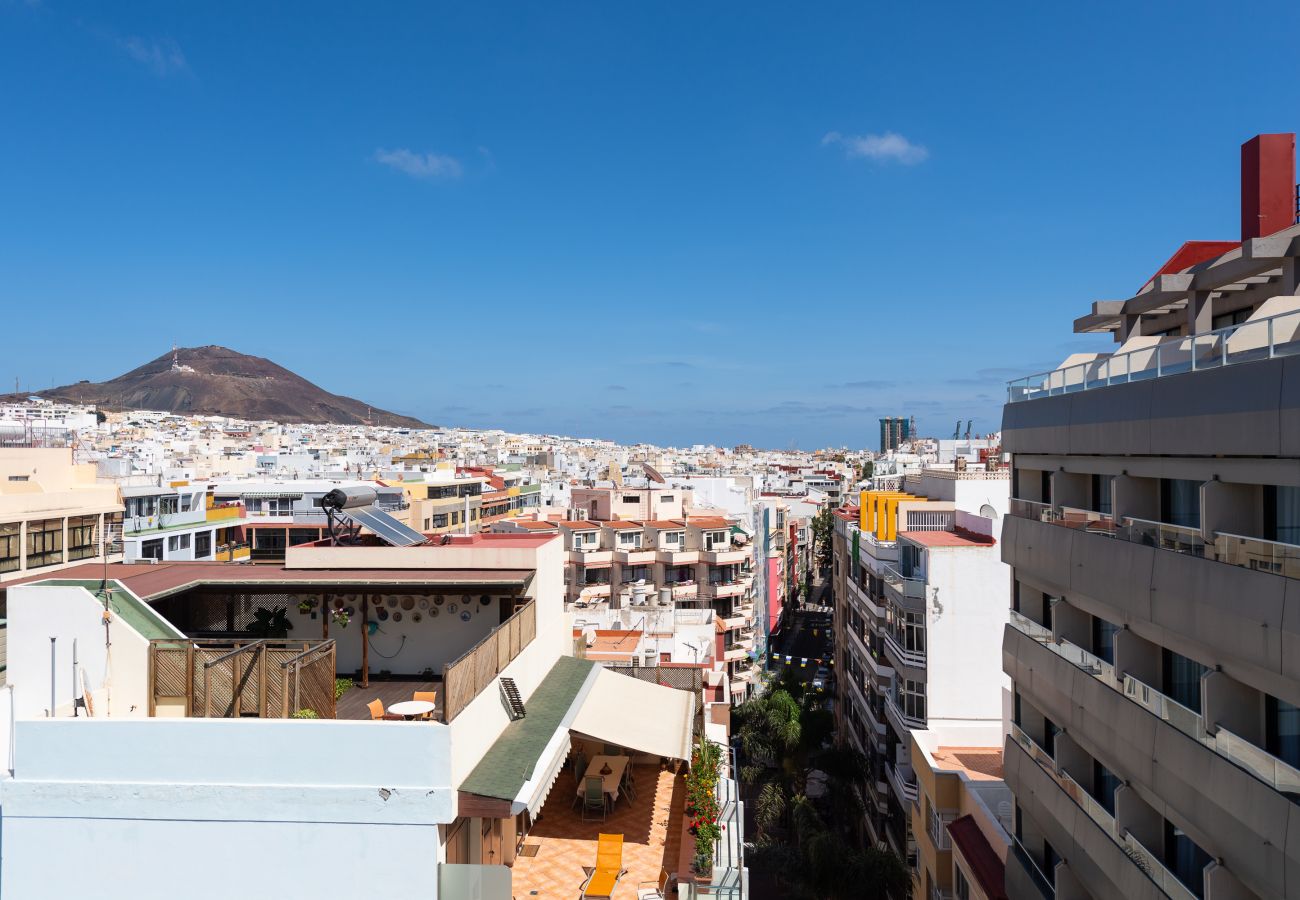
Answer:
[1007, 309, 1300, 403]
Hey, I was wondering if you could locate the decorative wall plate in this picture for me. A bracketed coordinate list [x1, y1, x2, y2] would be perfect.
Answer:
[430, 607, 440, 618]
[480, 594, 492, 606]
[377, 608, 389, 621]
[413, 612, 423, 623]
[418, 599, 429, 610]
[393, 611, 403, 622]
[386, 596, 399, 609]
[434, 596, 445, 607]
[400, 596, 415, 611]
[460, 610, 472, 622]
[448, 602, 459, 614]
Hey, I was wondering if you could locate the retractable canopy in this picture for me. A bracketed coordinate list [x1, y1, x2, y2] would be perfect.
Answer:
[570, 666, 695, 762]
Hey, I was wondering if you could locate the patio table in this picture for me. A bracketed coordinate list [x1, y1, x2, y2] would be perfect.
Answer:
[575, 755, 628, 806]
[387, 700, 435, 719]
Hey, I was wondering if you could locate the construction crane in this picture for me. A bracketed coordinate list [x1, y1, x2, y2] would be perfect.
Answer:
[965, 420, 973, 441]
[953, 420, 962, 440]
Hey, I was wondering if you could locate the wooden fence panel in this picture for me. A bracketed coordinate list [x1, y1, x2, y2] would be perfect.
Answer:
[441, 600, 538, 722]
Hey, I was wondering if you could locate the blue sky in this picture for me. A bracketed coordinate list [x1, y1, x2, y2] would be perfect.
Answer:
[3, 1, 1300, 448]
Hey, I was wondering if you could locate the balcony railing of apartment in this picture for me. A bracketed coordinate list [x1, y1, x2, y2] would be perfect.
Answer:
[927, 805, 955, 851]
[1006, 307, 1300, 403]
[1009, 610, 1300, 802]
[214, 541, 250, 562]
[883, 691, 925, 733]
[1008, 498, 1300, 580]
[927, 886, 954, 900]
[1011, 836, 1057, 899]
[883, 630, 926, 669]
[881, 562, 926, 603]
[886, 761, 920, 807]
[441, 600, 537, 722]
[1009, 723, 1198, 900]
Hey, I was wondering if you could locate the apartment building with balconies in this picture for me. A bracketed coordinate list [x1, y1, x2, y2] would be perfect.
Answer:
[831, 467, 1010, 871]
[1000, 134, 1300, 900]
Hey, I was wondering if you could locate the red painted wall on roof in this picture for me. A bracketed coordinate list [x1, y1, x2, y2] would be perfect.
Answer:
[767, 557, 782, 633]
[1242, 133, 1296, 240]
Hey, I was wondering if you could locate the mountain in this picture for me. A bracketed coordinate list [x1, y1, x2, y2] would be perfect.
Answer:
[5, 346, 430, 428]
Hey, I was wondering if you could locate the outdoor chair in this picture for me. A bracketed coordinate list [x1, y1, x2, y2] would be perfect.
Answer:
[579, 833, 626, 899]
[367, 699, 402, 721]
[570, 749, 589, 809]
[636, 868, 670, 900]
[582, 775, 607, 822]
[621, 763, 637, 802]
[412, 690, 438, 720]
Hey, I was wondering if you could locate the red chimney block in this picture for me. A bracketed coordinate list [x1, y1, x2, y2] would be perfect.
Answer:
[1241, 133, 1296, 241]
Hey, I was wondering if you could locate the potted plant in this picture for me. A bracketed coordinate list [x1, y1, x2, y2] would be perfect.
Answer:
[331, 609, 350, 628]
[248, 606, 292, 638]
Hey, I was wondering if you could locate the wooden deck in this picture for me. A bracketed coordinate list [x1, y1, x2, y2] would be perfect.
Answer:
[336, 678, 443, 720]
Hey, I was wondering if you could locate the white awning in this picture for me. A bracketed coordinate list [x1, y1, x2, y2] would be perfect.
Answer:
[515, 729, 572, 818]
[570, 668, 695, 761]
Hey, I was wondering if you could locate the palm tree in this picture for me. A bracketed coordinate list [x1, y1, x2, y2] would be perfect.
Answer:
[735, 669, 907, 898]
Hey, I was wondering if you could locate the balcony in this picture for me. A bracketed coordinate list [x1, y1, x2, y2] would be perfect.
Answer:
[614, 547, 657, 565]
[1007, 615, 1300, 898]
[205, 502, 245, 523]
[702, 547, 749, 565]
[657, 547, 699, 565]
[1009, 498, 1300, 580]
[1006, 725, 1196, 900]
[847, 578, 885, 619]
[214, 542, 250, 562]
[1009, 609, 1300, 798]
[883, 630, 926, 670]
[568, 548, 613, 564]
[885, 761, 919, 807]
[701, 581, 746, 599]
[1006, 307, 1300, 404]
[884, 692, 925, 734]
[881, 562, 926, 607]
[1006, 838, 1057, 900]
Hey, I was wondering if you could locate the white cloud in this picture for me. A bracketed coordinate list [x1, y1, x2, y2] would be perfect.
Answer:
[822, 130, 929, 165]
[119, 36, 188, 76]
[373, 148, 463, 180]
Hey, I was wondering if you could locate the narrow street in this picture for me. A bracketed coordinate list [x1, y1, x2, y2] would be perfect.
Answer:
[768, 576, 834, 692]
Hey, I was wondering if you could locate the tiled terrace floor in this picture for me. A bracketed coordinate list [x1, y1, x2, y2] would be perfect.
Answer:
[511, 763, 685, 898]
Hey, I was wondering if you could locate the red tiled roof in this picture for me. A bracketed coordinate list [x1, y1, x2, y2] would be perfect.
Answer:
[900, 527, 995, 548]
[683, 516, 731, 528]
[641, 519, 686, 529]
[602, 521, 643, 529]
[947, 815, 1007, 900]
[556, 520, 601, 530]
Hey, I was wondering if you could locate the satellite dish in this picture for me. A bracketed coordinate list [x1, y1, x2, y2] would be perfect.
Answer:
[980, 503, 998, 519]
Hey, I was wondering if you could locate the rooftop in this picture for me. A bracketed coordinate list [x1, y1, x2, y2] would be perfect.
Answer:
[0, 561, 536, 602]
[947, 814, 1008, 900]
[930, 746, 1004, 781]
[900, 527, 996, 548]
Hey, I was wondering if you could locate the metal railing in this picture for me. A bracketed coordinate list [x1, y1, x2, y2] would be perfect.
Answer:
[886, 760, 919, 806]
[881, 562, 926, 602]
[883, 630, 926, 669]
[1010, 837, 1056, 898]
[1009, 499, 1300, 579]
[884, 691, 925, 734]
[1007, 308, 1300, 403]
[1010, 724, 1197, 900]
[1009, 613, 1300, 802]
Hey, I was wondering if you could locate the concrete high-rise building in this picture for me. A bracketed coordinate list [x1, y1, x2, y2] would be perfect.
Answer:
[880, 416, 912, 453]
[1001, 133, 1300, 900]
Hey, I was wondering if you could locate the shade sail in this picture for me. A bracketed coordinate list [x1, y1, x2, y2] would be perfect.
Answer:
[570, 667, 695, 761]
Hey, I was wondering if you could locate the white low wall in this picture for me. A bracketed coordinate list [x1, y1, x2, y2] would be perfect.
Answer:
[1, 717, 457, 900]
[7, 584, 151, 719]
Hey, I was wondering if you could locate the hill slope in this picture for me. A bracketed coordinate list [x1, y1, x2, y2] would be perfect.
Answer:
[5, 346, 430, 427]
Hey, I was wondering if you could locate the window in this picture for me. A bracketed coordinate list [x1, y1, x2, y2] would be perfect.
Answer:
[1212, 307, 1252, 330]
[0, 522, 20, 573]
[664, 531, 683, 545]
[1091, 473, 1114, 516]
[1267, 695, 1300, 769]
[659, 495, 674, 503]
[622, 494, 640, 504]
[1265, 485, 1300, 546]
[432, 513, 448, 528]
[67, 515, 99, 561]
[26, 518, 63, 569]
[1163, 820, 1210, 898]
[1091, 614, 1119, 665]
[1160, 479, 1201, 529]
[897, 678, 926, 723]
[195, 531, 212, 558]
[159, 496, 179, 516]
[141, 538, 163, 561]
[954, 866, 970, 900]
[1092, 759, 1120, 815]
[1162, 648, 1207, 714]
[617, 530, 642, 548]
